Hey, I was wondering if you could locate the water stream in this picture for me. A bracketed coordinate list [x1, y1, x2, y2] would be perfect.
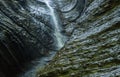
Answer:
[18, 0, 65, 77]
[44, 0, 65, 49]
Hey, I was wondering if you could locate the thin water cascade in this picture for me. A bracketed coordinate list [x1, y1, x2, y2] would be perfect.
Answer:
[18, 1, 66, 77]
[44, 0, 65, 49]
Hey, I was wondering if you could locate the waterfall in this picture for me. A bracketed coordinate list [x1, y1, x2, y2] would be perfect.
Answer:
[44, 0, 65, 49]
[17, 1, 66, 77]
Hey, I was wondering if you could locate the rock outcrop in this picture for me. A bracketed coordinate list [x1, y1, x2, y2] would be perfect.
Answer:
[38, 0, 120, 77]
[0, 0, 55, 77]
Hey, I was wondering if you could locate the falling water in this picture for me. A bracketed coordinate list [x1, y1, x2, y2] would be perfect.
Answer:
[18, 1, 66, 77]
[44, 0, 65, 49]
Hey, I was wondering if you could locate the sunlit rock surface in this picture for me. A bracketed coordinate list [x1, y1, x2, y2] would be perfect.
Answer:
[38, 0, 120, 77]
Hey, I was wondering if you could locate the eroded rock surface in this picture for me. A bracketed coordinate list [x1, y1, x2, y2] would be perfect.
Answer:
[38, 0, 120, 77]
[0, 0, 55, 77]
[0, 0, 86, 76]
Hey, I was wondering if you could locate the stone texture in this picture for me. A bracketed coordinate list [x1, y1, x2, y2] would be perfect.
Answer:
[0, 0, 55, 77]
[37, 0, 120, 77]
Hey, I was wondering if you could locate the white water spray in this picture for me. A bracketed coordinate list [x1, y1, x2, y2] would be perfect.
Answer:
[44, 0, 65, 49]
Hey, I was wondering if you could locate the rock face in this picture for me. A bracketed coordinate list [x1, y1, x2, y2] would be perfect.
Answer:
[0, 0, 86, 77]
[0, 0, 56, 77]
[0, 0, 120, 77]
[38, 0, 120, 77]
